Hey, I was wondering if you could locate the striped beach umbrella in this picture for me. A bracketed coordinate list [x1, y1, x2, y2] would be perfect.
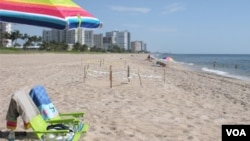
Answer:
[163, 56, 174, 61]
[0, 0, 102, 30]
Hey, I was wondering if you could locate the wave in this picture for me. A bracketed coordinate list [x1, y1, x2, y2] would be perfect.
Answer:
[202, 67, 228, 75]
[178, 62, 194, 66]
[201, 67, 249, 80]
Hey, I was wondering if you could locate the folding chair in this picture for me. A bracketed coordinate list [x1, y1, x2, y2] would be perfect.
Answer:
[6, 89, 88, 140]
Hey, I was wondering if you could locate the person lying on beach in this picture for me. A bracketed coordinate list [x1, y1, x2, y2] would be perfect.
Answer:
[145, 55, 153, 61]
[156, 61, 166, 67]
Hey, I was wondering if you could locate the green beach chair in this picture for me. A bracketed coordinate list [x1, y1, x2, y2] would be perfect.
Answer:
[29, 85, 88, 133]
[6, 89, 89, 140]
[29, 85, 86, 121]
[30, 114, 89, 140]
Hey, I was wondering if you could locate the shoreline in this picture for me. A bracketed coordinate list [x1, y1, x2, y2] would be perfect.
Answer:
[0, 53, 250, 141]
[151, 53, 250, 82]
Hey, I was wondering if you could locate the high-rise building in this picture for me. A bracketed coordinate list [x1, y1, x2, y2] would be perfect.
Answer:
[84, 30, 94, 47]
[105, 30, 130, 50]
[131, 41, 147, 52]
[131, 41, 142, 52]
[42, 30, 52, 42]
[43, 29, 67, 43]
[42, 29, 148, 52]
[143, 43, 147, 51]
[103, 36, 112, 50]
[66, 29, 82, 44]
[94, 33, 103, 49]
[0, 23, 12, 47]
[42, 28, 95, 48]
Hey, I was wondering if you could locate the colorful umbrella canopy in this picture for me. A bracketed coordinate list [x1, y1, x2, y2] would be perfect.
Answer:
[0, 0, 101, 30]
[163, 56, 174, 61]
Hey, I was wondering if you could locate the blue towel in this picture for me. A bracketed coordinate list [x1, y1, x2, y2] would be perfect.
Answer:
[29, 85, 59, 120]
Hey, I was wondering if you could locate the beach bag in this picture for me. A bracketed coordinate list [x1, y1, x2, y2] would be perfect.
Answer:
[44, 124, 74, 141]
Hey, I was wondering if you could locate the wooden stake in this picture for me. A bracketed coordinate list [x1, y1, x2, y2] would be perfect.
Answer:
[138, 69, 142, 87]
[164, 69, 166, 83]
[127, 65, 130, 82]
[83, 66, 86, 83]
[110, 65, 112, 88]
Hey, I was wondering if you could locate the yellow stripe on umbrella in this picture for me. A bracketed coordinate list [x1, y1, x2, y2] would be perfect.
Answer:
[77, 14, 82, 28]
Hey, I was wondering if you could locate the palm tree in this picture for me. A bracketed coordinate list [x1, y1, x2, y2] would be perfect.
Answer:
[2, 32, 11, 39]
[80, 44, 88, 52]
[21, 33, 29, 41]
[1, 32, 10, 47]
[72, 42, 81, 51]
[10, 30, 22, 46]
[61, 42, 68, 51]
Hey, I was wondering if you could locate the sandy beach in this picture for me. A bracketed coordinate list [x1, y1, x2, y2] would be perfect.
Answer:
[0, 53, 250, 141]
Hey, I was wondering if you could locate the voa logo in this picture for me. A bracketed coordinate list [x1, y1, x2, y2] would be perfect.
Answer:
[226, 129, 246, 136]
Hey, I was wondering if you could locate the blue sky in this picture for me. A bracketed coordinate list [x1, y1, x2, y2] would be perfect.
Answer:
[13, 0, 250, 54]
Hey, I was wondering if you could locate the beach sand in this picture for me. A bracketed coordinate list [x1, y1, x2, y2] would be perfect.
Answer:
[0, 53, 250, 141]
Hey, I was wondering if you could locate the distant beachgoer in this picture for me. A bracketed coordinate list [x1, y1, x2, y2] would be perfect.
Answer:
[213, 61, 216, 68]
[147, 55, 150, 60]
[235, 65, 238, 69]
[156, 61, 166, 67]
[146, 54, 151, 61]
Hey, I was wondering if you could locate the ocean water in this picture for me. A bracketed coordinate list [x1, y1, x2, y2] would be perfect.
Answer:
[151, 53, 250, 81]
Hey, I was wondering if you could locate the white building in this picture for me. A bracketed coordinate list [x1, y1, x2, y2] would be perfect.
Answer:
[94, 33, 103, 49]
[42, 30, 52, 42]
[131, 41, 147, 52]
[105, 31, 131, 50]
[43, 29, 67, 43]
[42, 28, 94, 47]
[41, 29, 149, 52]
[66, 29, 81, 44]
[84, 30, 94, 47]
[0, 23, 12, 47]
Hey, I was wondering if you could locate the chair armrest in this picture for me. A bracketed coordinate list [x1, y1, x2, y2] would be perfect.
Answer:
[46, 118, 75, 124]
[34, 130, 69, 134]
[59, 112, 85, 118]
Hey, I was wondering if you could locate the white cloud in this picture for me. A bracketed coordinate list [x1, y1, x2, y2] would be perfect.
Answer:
[110, 6, 150, 14]
[162, 3, 186, 15]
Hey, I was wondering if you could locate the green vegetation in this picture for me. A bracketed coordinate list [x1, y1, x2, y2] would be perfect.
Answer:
[2, 30, 42, 48]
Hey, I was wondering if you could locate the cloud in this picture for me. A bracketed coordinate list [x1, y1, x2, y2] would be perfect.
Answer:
[110, 6, 151, 14]
[162, 3, 186, 15]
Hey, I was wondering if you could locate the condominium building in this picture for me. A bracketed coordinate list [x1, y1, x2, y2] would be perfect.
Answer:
[66, 29, 83, 44]
[0, 23, 12, 47]
[103, 36, 112, 50]
[84, 30, 94, 47]
[93, 33, 103, 49]
[105, 30, 131, 50]
[42, 28, 94, 47]
[42, 30, 52, 42]
[131, 41, 147, 52]
[42, 29, 148, 52]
